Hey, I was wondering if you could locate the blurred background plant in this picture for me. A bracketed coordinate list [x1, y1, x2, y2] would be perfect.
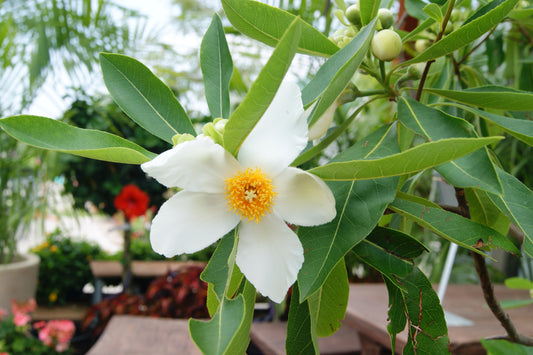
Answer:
[0, 134, 53, 264]
[31, 229, 104, 306]
[81, 266, 209, 339]
[0, 298, 75, 354]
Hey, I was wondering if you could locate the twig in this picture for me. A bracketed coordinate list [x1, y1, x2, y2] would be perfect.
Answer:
[454, 188, 533, 346]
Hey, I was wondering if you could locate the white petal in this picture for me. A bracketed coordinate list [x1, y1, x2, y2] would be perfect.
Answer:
[150, 191, 240, 256]
[238, 81, 308, 177]
[273, 167, 336, 226]
[308, 101, 338, 141]
[236, 213, 304, 303]
[141, 136, 240, 193]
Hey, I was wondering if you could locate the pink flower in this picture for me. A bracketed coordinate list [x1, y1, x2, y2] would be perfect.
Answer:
[0, 307, 7, 319]
[36, 319, 76, 352]
[13, 312, 31, 327]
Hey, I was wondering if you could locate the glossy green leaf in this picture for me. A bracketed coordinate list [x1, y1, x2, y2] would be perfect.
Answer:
[201, 231, 242, 316]
[448, 103, 533, 146]
[223, 18, 301, 156]
[286, 284, 319, 355]
[354, 239, 413, 285]
[465, 188, 510, 237]
[366, 227, 429, 259]
[389, 198, 520, 255]
[360, 0, 380, 26]
[221, 0, 338, 57]
[398, 97, 502, 194]
[298, 124, 399, 301]
[189, 280, 255, 355]
[425, 86, 533, 111]
[396, 267, 450, 354]
[481, 339, 533, 355]
[404, 0, 519, 65]
[488, 168, 533, 258]
[308, 136, 503, 181]
[384, 278, 407, 348]
[304, 19, 377, 127]
[0, 115, 156, 164]
[99, 53, 195, 143]
[308, 258, 349, 337]
[201, 14, 233, 119]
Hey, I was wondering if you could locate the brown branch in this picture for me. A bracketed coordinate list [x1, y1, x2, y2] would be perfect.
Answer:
[453, 188, 533, 346]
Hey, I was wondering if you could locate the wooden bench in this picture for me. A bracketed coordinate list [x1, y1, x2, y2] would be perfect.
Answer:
[250, 321, 361, 355]
[89, 260, 206, 303]
[87, 315, 202, 355]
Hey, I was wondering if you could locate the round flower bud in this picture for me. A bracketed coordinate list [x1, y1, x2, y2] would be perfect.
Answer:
[414, 39, 430, 53]
[371, 29, 402, 61]
[345, 5, 361, 26]
[378, 8, 394, 29]
[407, 64, 424, 80]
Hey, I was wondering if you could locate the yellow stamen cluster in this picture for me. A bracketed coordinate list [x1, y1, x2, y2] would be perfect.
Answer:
[225, 168, 277, 223]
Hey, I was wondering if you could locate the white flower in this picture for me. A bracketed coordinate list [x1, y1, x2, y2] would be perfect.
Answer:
[141, 82, 336, 303]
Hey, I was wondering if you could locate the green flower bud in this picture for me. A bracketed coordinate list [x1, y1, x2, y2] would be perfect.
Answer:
[172, 133, 195, 147]
[371, 29, 402, 61]
[345, 4, 361, 26]
[344, 27, 357, 38]
[414, 39, 430, 53]
[201, 117, 228, 146]
[378, 8, 394, 29]
[407, 64, 424, 80]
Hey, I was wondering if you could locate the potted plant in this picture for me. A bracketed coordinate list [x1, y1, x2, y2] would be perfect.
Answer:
[0, 132, 50, 311]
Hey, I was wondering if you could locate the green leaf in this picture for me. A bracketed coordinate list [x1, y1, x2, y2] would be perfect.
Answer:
[221, 0, 338, 57]
[488, 167, 533, 258]
[286, 284, 319, 355]
[359, 0, 380, 26]
[298, 124, 399, 301]
[366, 227, 429, 259]
[398, 96, 502, 194]
[384, 278, 407, 346]
[481, 339, 533, 355]
[308, 136, 503, 181]
[99, 53, 195, 143]
[354, 239, 414, 285]
[449, 103, 533, 146]
[222, 18, 301, 156]
[0, 115, 156, 164]
[201, 14, 233, 119]
[499, 299, 533, 309]
[304, 19, 377, 127]
[389, 198, 520, 255]
[396, 267, 450, 354]
[308, 258, 349, 337]
[425, 86, 533, 111]
[423, 3, 443, 23]
[189, 280, 255, 355]
[201, 231, 242, 315]
[505, 277, 533, 290]
[405, 0, 519, 65]
[465, 188, 510, 237]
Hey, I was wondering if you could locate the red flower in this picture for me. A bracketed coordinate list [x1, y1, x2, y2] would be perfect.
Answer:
[114, 184, 150, 221]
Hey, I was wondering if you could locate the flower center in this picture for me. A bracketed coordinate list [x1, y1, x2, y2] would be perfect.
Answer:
[225, 168, 277, 223]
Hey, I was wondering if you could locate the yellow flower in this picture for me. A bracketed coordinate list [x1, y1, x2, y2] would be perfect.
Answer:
[49, 292, 58, 303]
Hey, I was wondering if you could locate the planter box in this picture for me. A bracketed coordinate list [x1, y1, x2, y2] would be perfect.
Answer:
[89, 260, 206, 279]
[0, 253, 40, 312]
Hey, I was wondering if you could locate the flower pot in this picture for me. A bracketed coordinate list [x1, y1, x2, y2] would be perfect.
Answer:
[0, 253, 40, 312]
